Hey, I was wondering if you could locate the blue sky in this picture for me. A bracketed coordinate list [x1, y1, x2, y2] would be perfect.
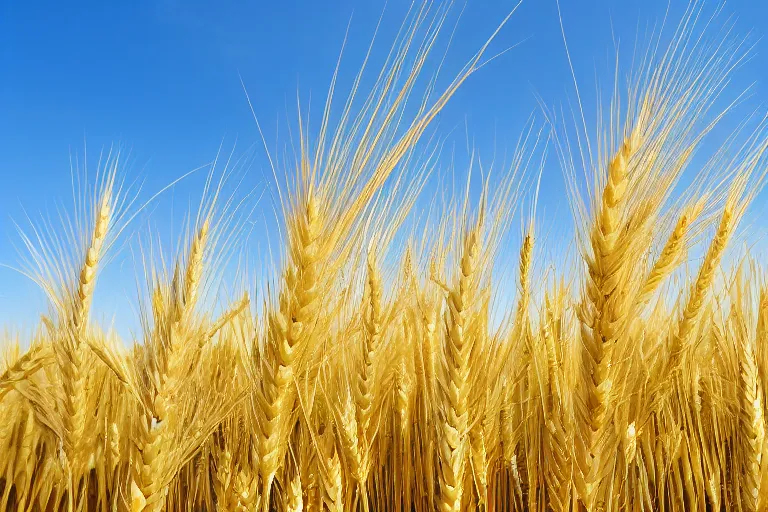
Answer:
[2, 0, 768, 337]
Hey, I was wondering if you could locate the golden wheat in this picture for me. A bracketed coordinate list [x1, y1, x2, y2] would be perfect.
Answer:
[4, 2, 768, 512]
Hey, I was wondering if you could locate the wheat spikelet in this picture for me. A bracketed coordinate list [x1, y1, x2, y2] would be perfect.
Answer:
[233, 468, 260, 512]
[286, 471, 304, 512]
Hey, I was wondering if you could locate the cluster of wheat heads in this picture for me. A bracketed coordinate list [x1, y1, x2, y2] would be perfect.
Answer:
[4, 3, 768, 512]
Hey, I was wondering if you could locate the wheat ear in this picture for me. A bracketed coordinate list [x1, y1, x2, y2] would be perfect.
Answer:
[260, 190, 324, 508]
[59, 189, 112, 512]
[741, 341, 765, 512]
[421, 300, 438, 403]
[214, 449, 236, 512]
[9, 406, 37, 509]
[394, 317, 414, 512]
[636, 198, 705, 307]
[395, 317, 414, 434]
[293, 439, 317, 512]
[319, 426, 344, 512]
[355, 253, 383, 439]
[736, 285, 767, 512]
[208, 293, 251, 341]
[673, 203, 734, 357]
[579, 130, 638, 510]
[514, 228, 533, 336]
[0, 345, 52, 401]
[541, 290, 572, 512]
[233, 467, 260, 512]
[136, 219, 210, 512]
[758, 287, 768, 418]
[438, 227, 480, 512]
[72, 192, 111, 333]
[285, 471, 304, 512]
[180, 219, 210, 321]
[337, 392, 368, 497]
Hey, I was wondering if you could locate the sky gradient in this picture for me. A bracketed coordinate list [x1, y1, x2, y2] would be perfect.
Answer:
[2, 0, 768, 337]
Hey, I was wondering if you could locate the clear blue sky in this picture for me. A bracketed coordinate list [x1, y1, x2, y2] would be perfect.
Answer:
[2, 0, 767, 337]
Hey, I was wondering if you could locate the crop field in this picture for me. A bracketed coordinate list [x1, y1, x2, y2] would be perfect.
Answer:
[2, 1, 768, 511]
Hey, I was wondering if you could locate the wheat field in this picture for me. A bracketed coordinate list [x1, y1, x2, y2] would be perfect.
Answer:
[3, 2, 768, 511]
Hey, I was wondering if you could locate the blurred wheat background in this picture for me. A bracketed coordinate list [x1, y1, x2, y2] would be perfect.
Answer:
[4, 1, 768, 511]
